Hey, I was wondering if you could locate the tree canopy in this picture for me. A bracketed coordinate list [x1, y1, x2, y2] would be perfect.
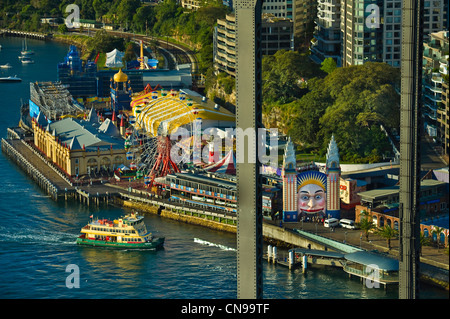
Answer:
[288, 62, 400, 163]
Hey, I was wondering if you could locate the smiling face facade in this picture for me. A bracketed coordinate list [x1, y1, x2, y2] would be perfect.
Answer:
[298, 183, 326, 213]
[297, 171, 327, 215]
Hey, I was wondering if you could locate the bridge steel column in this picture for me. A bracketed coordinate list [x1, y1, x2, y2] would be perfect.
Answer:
[235, 0, 264, 299]
[399, 0, 423, 299]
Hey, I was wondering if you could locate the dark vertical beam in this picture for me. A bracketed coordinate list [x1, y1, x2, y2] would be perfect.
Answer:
[399, 0, 423, 299]
[235, 0, 263, 299]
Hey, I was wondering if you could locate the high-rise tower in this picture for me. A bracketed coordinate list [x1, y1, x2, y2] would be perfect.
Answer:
[282, 137, 298, 222]
[325, 135, 341, 219]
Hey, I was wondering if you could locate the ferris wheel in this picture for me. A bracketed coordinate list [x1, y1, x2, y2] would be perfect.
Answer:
[125, 88, 196, 187]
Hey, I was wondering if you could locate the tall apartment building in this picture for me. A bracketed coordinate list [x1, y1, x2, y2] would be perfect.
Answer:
[262, 0, 294, 18]
[214, 13, 294, 76]
[312, 0, 447, 68]
[438, 78, 449, 158]
[422, 31, 449, 145]
[294, 0, 318, 40]
[341, 0, 385, 66]
[310, 0, 341, 65]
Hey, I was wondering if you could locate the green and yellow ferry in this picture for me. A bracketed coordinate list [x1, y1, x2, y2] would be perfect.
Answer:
[76, 212, 164, 249]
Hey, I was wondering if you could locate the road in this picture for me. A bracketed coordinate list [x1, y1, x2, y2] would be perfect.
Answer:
[420, 134, 448, 170]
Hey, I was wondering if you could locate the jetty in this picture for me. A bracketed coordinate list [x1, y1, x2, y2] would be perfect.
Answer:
[1, 29, 50, 40]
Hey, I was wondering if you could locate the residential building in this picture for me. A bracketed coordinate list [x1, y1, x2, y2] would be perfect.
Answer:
[422, 31, 449, 138]
[180, 0, 202, 10]
[382, 0, 403, 67]
[341, 0, 384, 66]
[314, 0, 446, 68]
[214, 13, 294, 76]
[423, 0, 446, 41]
[437, 75, 449, 159]
[262, 0, 294, 19]
[294, 0, 317, 42]
[310, 0, 341, 65]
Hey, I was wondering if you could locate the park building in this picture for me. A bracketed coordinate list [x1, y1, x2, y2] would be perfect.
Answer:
[31, 109, 129, 178]
[355, 179, 449, 247]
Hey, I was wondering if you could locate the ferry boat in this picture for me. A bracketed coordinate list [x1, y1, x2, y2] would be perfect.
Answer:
[76, 212, 164, 249]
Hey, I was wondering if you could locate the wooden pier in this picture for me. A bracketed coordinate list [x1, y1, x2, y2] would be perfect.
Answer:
[2, 137, 117, 205]
[1, 29, 50, 40]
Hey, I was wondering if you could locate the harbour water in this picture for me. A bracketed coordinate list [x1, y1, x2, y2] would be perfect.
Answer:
[0, 36, 447, 300]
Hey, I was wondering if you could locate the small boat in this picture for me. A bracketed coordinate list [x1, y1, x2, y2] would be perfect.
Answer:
[0, 75, 22, 82]
[21, 57, 34, 64]
[21, 38, 34, 56]
[0, 63, 12, 69]
[76, 212, 165, 249]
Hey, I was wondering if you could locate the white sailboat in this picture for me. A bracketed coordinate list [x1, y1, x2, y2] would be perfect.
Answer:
[20, 38, 34, 56]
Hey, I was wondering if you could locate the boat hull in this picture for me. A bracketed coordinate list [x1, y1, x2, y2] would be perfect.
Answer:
[0, 78, 21, 82]
[76, 236, 165, 249]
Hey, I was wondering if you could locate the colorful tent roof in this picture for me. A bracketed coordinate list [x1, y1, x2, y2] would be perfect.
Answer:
[204, 150, 236, 175]
[130, 89, 235, 136]
[105, 49, 124, 68]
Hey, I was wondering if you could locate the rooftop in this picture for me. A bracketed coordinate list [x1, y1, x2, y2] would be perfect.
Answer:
[358, 179, 447, 200]
[344, 250, 399, 271]
[46, 117, 124, 151]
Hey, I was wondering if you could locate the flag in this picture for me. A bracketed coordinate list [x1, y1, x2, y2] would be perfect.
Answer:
[90, 215, 93, 219]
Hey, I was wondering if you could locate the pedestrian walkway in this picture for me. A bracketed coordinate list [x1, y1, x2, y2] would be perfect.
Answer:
[265, 219, 449, 270]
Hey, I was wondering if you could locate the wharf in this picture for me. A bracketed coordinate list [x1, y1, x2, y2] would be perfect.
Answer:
[2, 137, 117, 205]
[1, 29, 49, 40]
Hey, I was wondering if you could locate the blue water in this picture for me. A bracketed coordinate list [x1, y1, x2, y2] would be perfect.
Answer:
[0, 36, 447, 300]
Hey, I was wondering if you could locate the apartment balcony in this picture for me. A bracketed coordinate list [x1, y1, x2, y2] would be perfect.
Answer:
[313, 33, 340, 45]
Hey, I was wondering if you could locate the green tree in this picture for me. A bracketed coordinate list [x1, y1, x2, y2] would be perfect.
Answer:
[116, 0, 141, 27]
[320, 57, 337, 74]
[89, 29, 125, 53]
[132, 5, 156, 34]
[122, 42, 136, 65]
[356, 211, 376, 242]
[262, 50, 320, 105]
[288, 62, 400, 162]
[58, 23, 68, 34]
[93, 0, 110, 20]
[432, 226, 445, 249]
[376, 225, 398, 250]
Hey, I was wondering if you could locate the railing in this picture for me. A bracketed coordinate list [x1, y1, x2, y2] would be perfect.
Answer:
[343, 264, 399, 283]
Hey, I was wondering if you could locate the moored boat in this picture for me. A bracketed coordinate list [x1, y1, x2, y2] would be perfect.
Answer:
[0, 75, 22, 82]
[0, 63, 12, 69]
[21, 56, 34, 64]
[76, 212, 164, 249]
